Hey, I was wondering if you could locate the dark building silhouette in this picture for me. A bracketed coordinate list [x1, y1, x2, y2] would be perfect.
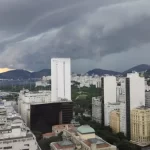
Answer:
[30, 102, 73, 133]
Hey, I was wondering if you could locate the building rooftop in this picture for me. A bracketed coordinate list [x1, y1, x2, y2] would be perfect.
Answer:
[53, 140, 75, 149]
[52, 124, 75, 130]
[136, 106, 150, 110]
[77, 125, 95, 134]
[43, 132, 55, 137]
[84, 137, 110, 148]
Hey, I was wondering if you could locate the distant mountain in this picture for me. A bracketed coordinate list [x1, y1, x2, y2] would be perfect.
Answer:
[123, 64, 150, 74]
[31, 69, 51, 78]
[1, 64, 150, 79]
[0, 70, 31, 79]
[87, 69, 121, 76]
[0, 69, 51, 79]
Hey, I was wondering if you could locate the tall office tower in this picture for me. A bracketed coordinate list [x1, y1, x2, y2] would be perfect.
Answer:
[131, 106, 150, 149]
[101, 76, 117, 125]
[119, 73, 145, 140]
[51, 58, 71, 102]
[127, 72, 145, 109]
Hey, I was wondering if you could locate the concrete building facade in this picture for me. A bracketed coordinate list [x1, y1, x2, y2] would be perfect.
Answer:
[145, 91, 150, 108]
[131, 106, 150, 147]
[104, 102, 120, 126]
[51, 58, 71, 102]
[110, 110, 120, 133]
[92, 97, 102, 123]
[0, 100, 40, 150]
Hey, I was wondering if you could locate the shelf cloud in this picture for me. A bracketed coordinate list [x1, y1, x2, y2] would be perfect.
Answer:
[0, 0, 150, 72]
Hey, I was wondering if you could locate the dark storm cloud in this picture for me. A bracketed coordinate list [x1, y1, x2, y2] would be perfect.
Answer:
[0, 0, 150, 71]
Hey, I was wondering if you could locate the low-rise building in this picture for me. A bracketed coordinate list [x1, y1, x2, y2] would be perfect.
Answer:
[50, 125, 117, 150]
[52, 124, 75, 135]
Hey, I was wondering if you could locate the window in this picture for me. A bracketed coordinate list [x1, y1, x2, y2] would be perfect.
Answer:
[4, 146, 12, 149]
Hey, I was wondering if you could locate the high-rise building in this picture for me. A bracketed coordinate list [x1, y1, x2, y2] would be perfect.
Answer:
[101, 73, 145, 140]
[117, 73, 145, 140]
[101, 76, 117, 125]
[101, 76, 117, 104]
[51, 58, 71, 102]
[18, 58, 73, 133]
[92, 97, 102, 123]
[145, 91, 150, 107]
[110, 110, 120, 133]
[131, 106, 150, 148]
[127, 72, 145, 109]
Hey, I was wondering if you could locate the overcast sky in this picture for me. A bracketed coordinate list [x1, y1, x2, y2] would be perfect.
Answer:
[0, 0, 150, 73]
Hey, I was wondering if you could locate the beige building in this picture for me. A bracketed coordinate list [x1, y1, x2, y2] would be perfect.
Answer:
[51, 125, 117, 150]
[110, 110, 120, 133]
[131, 106, 150, 146]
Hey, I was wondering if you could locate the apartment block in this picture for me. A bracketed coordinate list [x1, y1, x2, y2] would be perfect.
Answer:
[131, 106, 150, 147]
[0, 100, 40, 150]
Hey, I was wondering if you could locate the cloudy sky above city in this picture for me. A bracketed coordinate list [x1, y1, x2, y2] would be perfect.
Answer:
[0, 0, 150, 73]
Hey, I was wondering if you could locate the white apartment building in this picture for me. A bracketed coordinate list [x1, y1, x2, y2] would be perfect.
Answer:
[92, 97, 102, 123]
[35, 76, 51, 87]
[72, 75, 101, 88]
[102, 76, 117, 104]
[104, 102, 120, 126]
[127, 72, 145, 109]
[18, 89, 51, 127]
[51, 58, 71, 102]
[0, 100, 40, 150]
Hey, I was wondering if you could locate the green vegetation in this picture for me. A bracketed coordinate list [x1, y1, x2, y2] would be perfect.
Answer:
[72, 84, 102, 115]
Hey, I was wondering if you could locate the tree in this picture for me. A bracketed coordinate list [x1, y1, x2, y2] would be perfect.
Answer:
[117, 140, 136, 150]
[104, 135, 120, 145]
[116, 132, 127, 140]
[33, 131, 42, 141]
[38, 136, 62, 150]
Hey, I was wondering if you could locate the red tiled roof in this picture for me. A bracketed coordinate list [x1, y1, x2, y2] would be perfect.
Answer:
[53, 143, 75, 149]
[83, 140, 110, 148]
[43, 132, 55, 137]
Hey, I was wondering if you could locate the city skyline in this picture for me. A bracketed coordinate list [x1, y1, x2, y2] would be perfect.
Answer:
[0, 0, 150, 72]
